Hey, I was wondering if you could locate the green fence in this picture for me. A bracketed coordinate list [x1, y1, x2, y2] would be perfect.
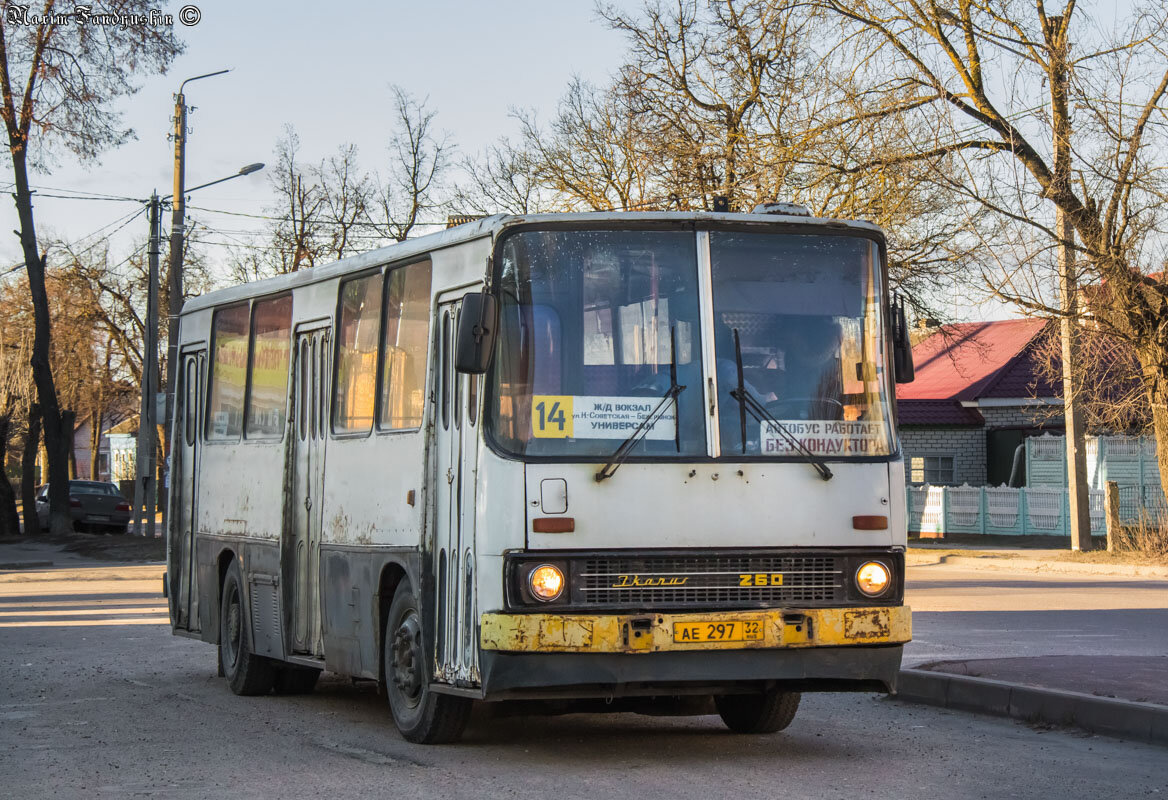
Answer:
[907, 484, 1109, 537]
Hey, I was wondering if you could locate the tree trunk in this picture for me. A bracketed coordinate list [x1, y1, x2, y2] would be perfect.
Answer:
[1145, 368, 1168, 516]
[0, 411, 20, 537]
[9, 145, 72, 535]
[68, 413, 78, 479]
[89, 412, 102, 481]
[21, 403, 41, 535]
[90, 351, 110, 480]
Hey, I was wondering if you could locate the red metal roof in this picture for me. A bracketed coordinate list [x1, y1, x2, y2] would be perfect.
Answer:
[896, 399, 985, 426]
[897, 319, 1051, 401]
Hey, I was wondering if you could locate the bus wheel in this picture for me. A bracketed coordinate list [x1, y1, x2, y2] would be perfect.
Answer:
[384, 583, 472, 744]
[219, 561, 275, 696]
[715, 689, 800, 734]
[273, 666, 321, 695]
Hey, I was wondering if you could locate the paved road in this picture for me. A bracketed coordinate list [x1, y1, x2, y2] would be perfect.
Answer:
[905, 563, 1168, 666]
[2, 560, 1166, 800]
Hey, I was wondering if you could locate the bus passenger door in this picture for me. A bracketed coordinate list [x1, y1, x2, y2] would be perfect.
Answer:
[433, 298, 479, 684]
[169, 347, 205, 632]
[288, 326, 329, 656]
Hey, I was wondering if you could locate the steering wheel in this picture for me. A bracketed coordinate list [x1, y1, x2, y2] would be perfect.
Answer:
[764, 397, 845, 420]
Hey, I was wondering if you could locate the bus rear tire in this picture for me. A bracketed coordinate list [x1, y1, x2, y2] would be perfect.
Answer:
[219, 561, 275, 696]
[384, 583, 472, 744]
[715, 689, 800, 734]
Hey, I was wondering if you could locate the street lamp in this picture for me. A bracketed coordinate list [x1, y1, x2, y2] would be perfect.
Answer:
[132, 161, 265, 538]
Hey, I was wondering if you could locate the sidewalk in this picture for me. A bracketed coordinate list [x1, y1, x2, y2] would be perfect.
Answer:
[907, 545, 1168, 579]
[900, 556, 1168, 745]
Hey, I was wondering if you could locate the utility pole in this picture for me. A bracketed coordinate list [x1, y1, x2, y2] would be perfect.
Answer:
[133, 193, 161, 538]
[1048, 13, 1092, 551]
[162, 69, 229, 542]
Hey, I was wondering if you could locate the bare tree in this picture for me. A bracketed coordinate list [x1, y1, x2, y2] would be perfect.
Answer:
[821, 0, 1168, 500]
[320, 143, 373, 259]
[372, 86, 451, 242]
[479, 0, 968, 309]
[0, 1, 182, 534]
[512, 77, 656, 211]
[269, 126, 326, 272]
[0, 314, 33, 536]
[454, 138, 550, 215]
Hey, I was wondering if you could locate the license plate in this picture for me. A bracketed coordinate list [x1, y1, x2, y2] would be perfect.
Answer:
[90, 515, 110, 522]
[673, 619, 763, 643]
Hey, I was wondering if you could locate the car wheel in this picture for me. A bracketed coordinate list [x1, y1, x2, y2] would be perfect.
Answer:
[715, 689, 800, 734]
[384, 582, 472, 744]
[219, 560, 275, 696]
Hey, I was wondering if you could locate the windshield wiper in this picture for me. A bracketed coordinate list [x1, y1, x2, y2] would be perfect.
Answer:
[727, 328, 833, 482]
[596, 326, 686, 482]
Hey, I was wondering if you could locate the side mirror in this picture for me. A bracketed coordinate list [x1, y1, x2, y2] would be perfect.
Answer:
[455, 291, 498, 374]
[892, 295, 915, 384]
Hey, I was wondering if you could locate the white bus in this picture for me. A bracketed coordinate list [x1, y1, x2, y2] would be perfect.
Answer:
[165, 208, 915, 744]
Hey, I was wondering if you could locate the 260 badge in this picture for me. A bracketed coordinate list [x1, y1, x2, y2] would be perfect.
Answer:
[739, 573, 784, 587]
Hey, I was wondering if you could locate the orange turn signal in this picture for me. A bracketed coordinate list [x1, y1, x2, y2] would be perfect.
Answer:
[852, 515, 888, 530]
[532, 517, 575, 533]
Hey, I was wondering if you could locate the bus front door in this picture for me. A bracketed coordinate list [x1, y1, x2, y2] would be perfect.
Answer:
[169, 347, 205, 632]
[432, 298, 479, 684]
[288, 326, 329, 656]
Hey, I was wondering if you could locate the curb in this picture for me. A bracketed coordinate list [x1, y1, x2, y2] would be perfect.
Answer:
[895, 668, 1168, 746]
[0, 560, 54, 570]
[905, 553, 1168, 579]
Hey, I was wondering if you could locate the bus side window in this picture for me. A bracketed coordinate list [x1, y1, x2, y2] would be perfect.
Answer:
[468, 375, 478, 426]
[440, 310, 450, 431]
[310, 336, 319, 441]
[378, 261, 431, 431]
[245, 294, 292, 439]
[298, 339, 308, 441]
[317, 332, 327, 439]
[185, 358, 197, 445]
[206, 303, 249, 441]
[334, 273, 382, 435]
[453, 309, 461, 430]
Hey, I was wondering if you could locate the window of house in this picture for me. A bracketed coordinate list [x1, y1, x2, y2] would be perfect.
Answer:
[206, 304, 250, 440]
[333, 273, 382, 434]
[909, 455, 955, 484]
[246, 294, 293, 438]
[378, 261, 432, 430]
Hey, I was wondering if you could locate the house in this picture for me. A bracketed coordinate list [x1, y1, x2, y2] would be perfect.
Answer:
[896, 319, 1063, 487]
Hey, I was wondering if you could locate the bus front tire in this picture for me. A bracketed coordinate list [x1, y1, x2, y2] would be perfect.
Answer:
[219, 561, 275, 696]
[715, 689, 800, 734]
[384, 583, 472, 744]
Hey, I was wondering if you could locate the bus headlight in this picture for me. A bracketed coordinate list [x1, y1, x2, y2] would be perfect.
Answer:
[528, 564, 565, 602]
[855, 561, 891, 597]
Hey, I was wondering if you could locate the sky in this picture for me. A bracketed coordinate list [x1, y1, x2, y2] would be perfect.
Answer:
[0, 0, 636, 273]
[0, 0, 1083, 322]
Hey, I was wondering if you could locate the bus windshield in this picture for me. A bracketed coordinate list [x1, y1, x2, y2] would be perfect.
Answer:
[486, 228, 895, 460]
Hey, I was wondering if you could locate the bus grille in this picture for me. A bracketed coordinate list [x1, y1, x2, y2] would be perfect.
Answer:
[577, 554, 845, 608]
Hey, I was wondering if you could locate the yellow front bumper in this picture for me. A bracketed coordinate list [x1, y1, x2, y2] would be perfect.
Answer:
[480, 605, 911, 654]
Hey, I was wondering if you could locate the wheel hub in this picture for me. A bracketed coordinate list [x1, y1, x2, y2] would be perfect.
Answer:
[391, 615, 423, 707]
[224, 587, 241, 667]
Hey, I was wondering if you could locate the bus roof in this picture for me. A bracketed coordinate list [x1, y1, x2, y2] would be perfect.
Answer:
[182, 211, 884, 315]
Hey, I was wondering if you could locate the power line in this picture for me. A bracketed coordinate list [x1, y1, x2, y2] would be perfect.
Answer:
[186, 204, 448, 230]
[2, 205, 148, 277]
[0, 182, 141, 202]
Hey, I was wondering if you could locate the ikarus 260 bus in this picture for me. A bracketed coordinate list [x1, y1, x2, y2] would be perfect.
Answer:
[165, 207, 915, 744]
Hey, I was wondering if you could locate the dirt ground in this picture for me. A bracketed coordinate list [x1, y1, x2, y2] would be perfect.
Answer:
[0, 531, 165, 562]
